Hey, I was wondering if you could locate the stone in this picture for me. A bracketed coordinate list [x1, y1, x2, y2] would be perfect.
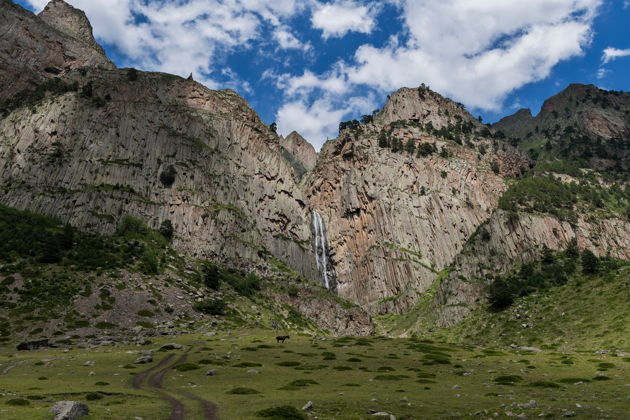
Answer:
[246, 369, 259, 374]
[134, 355, 153, 364]
[206, 369, 217, 376]
[159, 343, 183, 351]
[82, 361, 95, 366]
[50, 401, 89, 420]
[17, 339, 54, 351]
[562, 411, 577, 418]
[302, 401, 313, 411]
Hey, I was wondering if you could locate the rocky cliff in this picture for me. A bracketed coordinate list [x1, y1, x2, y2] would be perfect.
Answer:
[494, 84, 629, 173]
[281, 131, 317, 172]
[306, 86, 530, 315]
[0, 0, 319, 282]
[1, 0, 628, 338]
[0, 0, 114, 100]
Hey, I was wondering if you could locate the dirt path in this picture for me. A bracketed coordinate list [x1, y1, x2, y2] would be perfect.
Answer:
[132, 349, 218, 420]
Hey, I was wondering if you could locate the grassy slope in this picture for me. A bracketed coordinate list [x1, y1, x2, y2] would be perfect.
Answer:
[437, 265, 630, 351]
[1, 330, 628, 419]
[0, 204, 349, 344]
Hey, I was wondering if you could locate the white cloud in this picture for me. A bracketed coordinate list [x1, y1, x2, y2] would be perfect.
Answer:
[276, 94, 376, 147]
[25, 0, 305, 87]
[275, 0, 602, 148]
[311, 0, 378, 39]
[596, 68, 609, 79]
[273, 26, 311, 51]
[602, 47, 630, 64]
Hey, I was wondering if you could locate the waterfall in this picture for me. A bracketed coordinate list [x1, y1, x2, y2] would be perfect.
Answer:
[312, 211, 335, 290]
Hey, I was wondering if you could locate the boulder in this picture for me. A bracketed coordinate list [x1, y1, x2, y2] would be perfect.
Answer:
[134, 355, 153, 364]
[160, 343, 183, 351]
[206, 369, 217, 376]
[17, 339, 54, 351]
[302, 401, 313, 411]
[50, 401, 89, 420]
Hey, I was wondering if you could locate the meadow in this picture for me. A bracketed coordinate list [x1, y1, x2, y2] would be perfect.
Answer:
[1, 330, 628, 419]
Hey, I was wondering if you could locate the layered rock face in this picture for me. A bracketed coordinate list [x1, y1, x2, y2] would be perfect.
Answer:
[306, 88, 530, 314]
[0, 1, 318, 282]
[0, 0, 114, 100]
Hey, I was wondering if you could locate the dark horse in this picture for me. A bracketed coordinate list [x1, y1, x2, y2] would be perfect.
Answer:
[276, 335, 290, 343]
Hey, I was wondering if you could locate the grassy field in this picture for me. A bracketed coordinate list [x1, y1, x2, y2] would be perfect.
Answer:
[1, 330, 628, 419]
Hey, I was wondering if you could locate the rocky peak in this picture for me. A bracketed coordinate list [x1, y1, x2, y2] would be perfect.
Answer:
[39, 0, 106, 56]
[493, 108, 533, 133]
[281, 131, 317, 171]
[375, 85, 482, 130]
[0, 0, 114, 100]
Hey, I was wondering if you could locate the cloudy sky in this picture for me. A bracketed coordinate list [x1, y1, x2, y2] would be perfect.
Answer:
[16, 0, 630, 150]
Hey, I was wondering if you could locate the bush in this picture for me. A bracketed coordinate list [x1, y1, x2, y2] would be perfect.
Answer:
[581, 249, 599, 274]
[256, 405, 306, 419]
[193, 299, 227, 315]
[160, 165, 177, 187]
[173, 363, 200, 372]
[85, 392, 103, 400]
[227, 387, 260, 394]
[6, 398, 30, 406]
[202, 264, 221, 290]
[127, 68, 138, 81]
[159, 220, 174, 241]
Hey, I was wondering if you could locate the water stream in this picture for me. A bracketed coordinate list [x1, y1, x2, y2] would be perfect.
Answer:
[312, 211, 336, 291]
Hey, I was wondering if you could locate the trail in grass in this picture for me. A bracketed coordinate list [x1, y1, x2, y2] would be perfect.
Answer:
[132, 348, 218, 420]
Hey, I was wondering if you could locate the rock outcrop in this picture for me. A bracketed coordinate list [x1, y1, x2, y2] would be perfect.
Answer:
[306, 87, 530, 314]
[435, 211, 630, 327]
[0, 0, 114, 100]
[0, 0, 318, 281]
[281, 131, 317, 171]
[38, 0, 106, 55]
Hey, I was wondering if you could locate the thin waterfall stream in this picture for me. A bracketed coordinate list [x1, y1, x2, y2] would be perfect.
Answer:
[312, 211, 336, 291]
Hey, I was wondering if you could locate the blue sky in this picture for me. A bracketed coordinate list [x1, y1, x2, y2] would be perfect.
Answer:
[17, 0, 630, 149]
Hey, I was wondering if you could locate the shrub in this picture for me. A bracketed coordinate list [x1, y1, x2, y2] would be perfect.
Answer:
[276, 361, 300, 367]
[6, 398, 30, 406]
[256, 405, 306, 419]
[160, 165, 177, 187]
[193, 299, 227, 315]
[127, 68, 138, 81]
[494, 375, 522, 384]
[173, 363, 200, 372]
[227, 387, 260, 395]
[581, 249, 599, 274]
[85, 392, 103, 400]
[202, 264, 221, 290]
[159, 220, 174, 241]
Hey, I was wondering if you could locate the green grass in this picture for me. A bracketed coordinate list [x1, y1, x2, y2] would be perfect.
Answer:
[0, 329, 628, 419]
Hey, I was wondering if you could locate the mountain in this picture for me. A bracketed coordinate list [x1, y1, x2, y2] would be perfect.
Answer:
[280, 131, 317, 173]
[0, 0, 628, 344]
[0, 0, 373, 340]
[494, 84, 629, 175]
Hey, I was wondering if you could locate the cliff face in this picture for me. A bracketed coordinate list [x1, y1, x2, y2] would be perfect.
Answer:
[0, 0, 114, 100]
[306, 87, 530, 314]
[38, 0, 106, 55]
[0, 1, 318, 283]
[434, 211, 630, 327]
[1, 0, 628, 337]
[494, 84, 630, 172]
